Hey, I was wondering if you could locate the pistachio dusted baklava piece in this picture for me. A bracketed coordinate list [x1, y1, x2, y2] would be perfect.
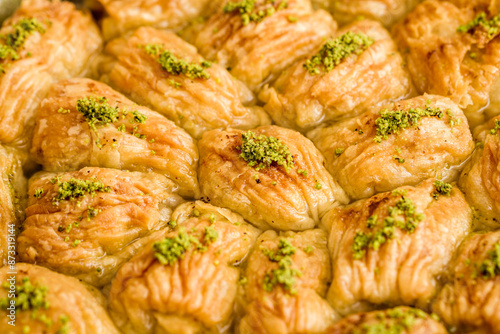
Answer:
[108, 201, 260, 334]
[31, 78, 200, 198]
[393, 0, 500, 127]
[0, 263, 120, 333]
[325, 306, 447, 334]
[308, 95, 474, 200]
[260, 19, 414, 132]
[238, 229, 337, 334]
[460, 114, 500, 230]
[323, 179, 472, 315]
[99, 27, 269, 139]
[0, 0, 102, 148]
[432, 230, 500, 333]
[312, 0, 421, 28]
[0, 145, 27, 267]
[17, 167, 183, 287]
[94, 0, 225, 41]
[183, 0, 336, 91]
[198, 126, 349, 231]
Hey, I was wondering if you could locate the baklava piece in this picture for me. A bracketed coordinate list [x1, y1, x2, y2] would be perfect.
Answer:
[99, 27, 269, 139]
[238, 229, 337, 334]
[460, 114, 500, 230]
[108, 201, 260, 334]
[0, 0, 101, 148]
[312, 0, 421, 28]
[260, 19, 414, 132]
[308, 95, 474, 200]
[393, 0, 500, 127]
[17, 167, 183, 287]
[198, 126, 349, 231]
[323, 179, 471, 315]
[0, 145, 26, 267]
[94, 0, 224, 40]
[325, 306, 447, 334]
[0, 263, 120, 333]
[31, 78, 199, 198]
[184, 0, 337, 91]
[432, 230, 500, 333]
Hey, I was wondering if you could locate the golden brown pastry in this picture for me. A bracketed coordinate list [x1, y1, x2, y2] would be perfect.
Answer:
[94, 0, 225, 41]
[99, 27, 269, 139]
[325, 307, 447, 334]
[184, 0, 337, 91]
[31, 78, 200, 198]
[0, 0, 102, 149]
[259, 19, 414, 132]
[108, 201, 260, 334]
[432, 230, 500, 333]
[392, 0, 500, 127]
[0, 145, 27, 267]
[17, 167, 183, 287]
[198, 126, 349, 231]
[459, 114, 500, 230]
[0, 263, 120, 333]
[313, 0, 421, 28]
[323, 179, 472, 315]
[308, 95, 474, 200]
[238, 229, 337, 334]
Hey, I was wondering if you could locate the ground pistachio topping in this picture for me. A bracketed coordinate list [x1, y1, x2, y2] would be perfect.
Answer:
[457, 12, 500, 38]
[373, 103, 444, 143]
[0, 18, 46, 74]
[237, 131, 294, 172]
[153, 226, 219, 266]
[52, 178, 111, 204]
[34, 188, 44, 198]
[477, 239, 500, 280]
[304, 31, 374, 75]
[223, 0, 288, 26]
[0, 277, 49, 311]
[356, 307, 428, 334]
[261, 238, 302, 294]
[352, 194, 425, 260]
[490, 119, 500, 135]
[432, 180, 452, 200]
[143, 43, 210, 79]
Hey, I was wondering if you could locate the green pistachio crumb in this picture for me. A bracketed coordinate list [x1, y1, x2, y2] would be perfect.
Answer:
[374, 104, 443, 142]
[432, 180, 452, 200]
[457, 12, 500, 38]
[144, 44, 210, 79]
[34, 188, 44, 198]
[237, 131, 294, 172]
[52, 178, 111, 204]
[303, 31, 374, 75]
[57, 108, 70, 114]
[334, 148, 344, 157]
[168, 220, 177, 228]
[478, 240, 500, 279]
[0, 277, 49, 312]
[223, 0, 288, 26]
[262, 238, 301, 295]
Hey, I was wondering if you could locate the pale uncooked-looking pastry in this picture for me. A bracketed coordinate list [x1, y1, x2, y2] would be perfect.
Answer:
[31, 78, 200, 198]
[99, 27, 269, 139]
[198, 126, 349, 231]
[0, 263, 120, 333]
[184, 0, 337, 91]
[392, 0, 500, 127]
[108, 201, 260, 334]
[17, 167, 183, 287]
[259, 19, 414, 132]
[432, 230, 500, 333]
[322, 179, 471, 315]
[0, 0, 102, 149]
[308, 95, 474, 200]
[238, 229, 338, 334]
[0, 145, 27, 267]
